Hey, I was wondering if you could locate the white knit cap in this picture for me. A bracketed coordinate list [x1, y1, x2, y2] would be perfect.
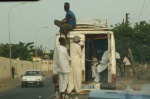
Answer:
[73, 35, 81, 42]
[92, 57, 98, 63]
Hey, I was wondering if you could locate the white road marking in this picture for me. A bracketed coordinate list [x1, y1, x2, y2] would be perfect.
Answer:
[46, 94, 55, 99]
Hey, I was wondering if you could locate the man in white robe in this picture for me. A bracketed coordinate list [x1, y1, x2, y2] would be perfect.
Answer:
[92, 50, 120, 82]
[91, 57, 99, 82]
[67, 35, 83, 93]
[54, 37, 70, 93]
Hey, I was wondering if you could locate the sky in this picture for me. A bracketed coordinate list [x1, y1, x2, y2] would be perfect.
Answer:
[0, 0, 150, 52]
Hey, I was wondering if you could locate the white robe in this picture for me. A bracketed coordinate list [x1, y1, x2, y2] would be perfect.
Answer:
[92, 51, 120, 82]
[92, 63, 100, 82]
[67, 43, 82, 93]
[54, 45, 70, 92]
[123, 56, 131, 65]
[55, 45, 70, 73]
[97, 51, 121, 73]
[91, 51, 108, 82]
[97, 50, 109, 73]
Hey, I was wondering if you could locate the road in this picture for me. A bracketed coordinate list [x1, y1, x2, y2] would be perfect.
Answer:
[0, 77, 55, 99]
[0, 77, 89, 99]
[0, 76, 144, 99]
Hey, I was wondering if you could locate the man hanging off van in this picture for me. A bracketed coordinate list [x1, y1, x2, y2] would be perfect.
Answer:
[67, 35, 83, 93]
[53, 37, 70, 94]
[54, 2, 76, 38]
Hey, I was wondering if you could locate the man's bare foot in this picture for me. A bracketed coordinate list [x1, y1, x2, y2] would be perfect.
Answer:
[55, 22, 61, 27]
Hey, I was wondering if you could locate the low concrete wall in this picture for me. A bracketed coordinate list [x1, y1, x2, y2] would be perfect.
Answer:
[0, 57, 42, 79]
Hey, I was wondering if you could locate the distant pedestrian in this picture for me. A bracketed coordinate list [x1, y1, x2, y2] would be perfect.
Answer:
[128, 48, 135, 76]
[123, 56, 131, 78]
[11, 66, 15, 79]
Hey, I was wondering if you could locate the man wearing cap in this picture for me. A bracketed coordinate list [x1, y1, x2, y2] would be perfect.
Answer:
[54, 2, 76, 38]
[67, 35, 83, 93]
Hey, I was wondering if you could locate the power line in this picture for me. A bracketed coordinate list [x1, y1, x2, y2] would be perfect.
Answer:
[131, 0, 147, 21]
[138, 0, 148, 20]
[143, 0, 150, 15]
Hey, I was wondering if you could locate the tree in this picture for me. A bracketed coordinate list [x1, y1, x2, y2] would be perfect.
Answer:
[0, 42, 35, 61]
[0, 43, 10, 57]
[49, 50, 54, 60]
[112, 23, 133, 60]
[112, 21, 150, 64]
[133, 21, 150, 63]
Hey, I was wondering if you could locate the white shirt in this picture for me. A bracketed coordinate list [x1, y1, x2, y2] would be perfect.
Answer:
[70, 43, 82, 63]
[123, 56, 131, 65]
[55, 45, 70, 73]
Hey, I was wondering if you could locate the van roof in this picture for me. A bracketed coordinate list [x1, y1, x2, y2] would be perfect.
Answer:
[74, 18, 109, 31]
[56, 19, 113, 35]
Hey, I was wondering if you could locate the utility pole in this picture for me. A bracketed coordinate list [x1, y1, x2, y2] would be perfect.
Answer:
[122, 18, 125, 25]
[126, 13, 130, 26]
[8, 3, 26, 78]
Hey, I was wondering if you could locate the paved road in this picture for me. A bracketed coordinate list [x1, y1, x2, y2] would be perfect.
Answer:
[0, 73, 89, 99]
[0, 73, 144, 99]
[0, 77, 55, 99]
[0, 71, 52, 88]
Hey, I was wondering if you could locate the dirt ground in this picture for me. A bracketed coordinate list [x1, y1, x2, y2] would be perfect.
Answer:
[116, 63, 150, 91]
[116, 76, 149, 91]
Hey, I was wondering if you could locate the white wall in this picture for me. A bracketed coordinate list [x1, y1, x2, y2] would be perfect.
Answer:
[0, 57, 42, 79]
[41, 60, 53, 71]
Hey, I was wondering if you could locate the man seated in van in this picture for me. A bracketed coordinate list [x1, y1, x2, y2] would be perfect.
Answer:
[91, 49, 108, 83]
[92, 49, 120, 83]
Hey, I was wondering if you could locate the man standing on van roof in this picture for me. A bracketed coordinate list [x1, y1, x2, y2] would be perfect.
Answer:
[67, 35, 83, 93]
[54, 2, 76, 38]
[53, 37, 71, 94]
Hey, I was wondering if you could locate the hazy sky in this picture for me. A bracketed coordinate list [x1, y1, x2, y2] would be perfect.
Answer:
[0, 0, 150, 51]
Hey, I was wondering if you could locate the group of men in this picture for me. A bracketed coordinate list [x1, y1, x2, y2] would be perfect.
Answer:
[53, 2, 81, 95]
[53, 2, 119, 96]
[53, 2, 111, 95]
[53, 36, 120, 95]
[53, 35, 83, 94]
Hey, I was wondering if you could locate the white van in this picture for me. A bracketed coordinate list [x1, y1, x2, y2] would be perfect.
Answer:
[53, 19, 117, 90]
